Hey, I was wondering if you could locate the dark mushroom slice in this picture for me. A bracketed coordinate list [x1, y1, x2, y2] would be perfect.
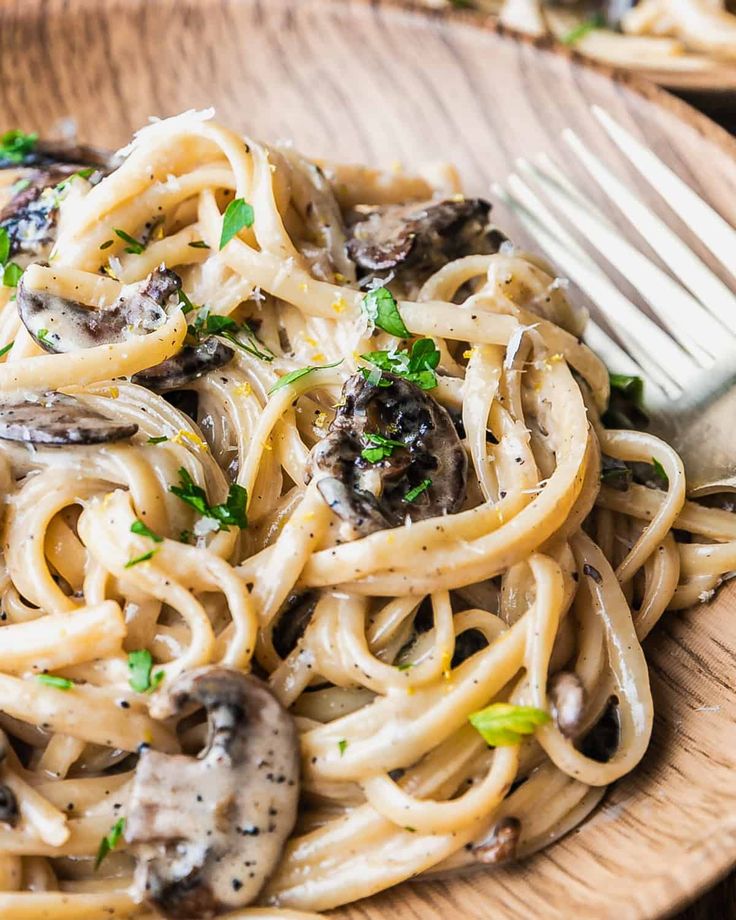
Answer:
[126, 667, 300, 919]
[548, 670, 586, 739]
[472, 816, 521, 865]
[271, 591, 319, 660]
[1, 143, 114, 258]
[308, 372, 467, 536]
[346, 197, 506, 277]
[132, 338, 234, 392]
[17, 266, 182, 353]
[0, 393, 138, 445]
[0, 730, 18, 828]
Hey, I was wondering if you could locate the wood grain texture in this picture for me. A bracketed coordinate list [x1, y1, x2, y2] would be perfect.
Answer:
[1, 1, 735, 917]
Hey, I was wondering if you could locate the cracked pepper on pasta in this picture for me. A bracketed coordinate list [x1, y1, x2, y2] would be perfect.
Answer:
[0, 110, 733, 918]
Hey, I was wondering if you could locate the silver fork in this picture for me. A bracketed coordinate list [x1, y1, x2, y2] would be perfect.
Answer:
[493, 106, 736, 496]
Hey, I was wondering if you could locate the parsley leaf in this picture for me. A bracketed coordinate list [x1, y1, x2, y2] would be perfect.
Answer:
[36, 328, 55, 347]
[196, 311, 274, 362]
[127, 649, 164, 693]
[404, 479, 432, 503]
[189, 240, 210, 249]
[651, 457, 669, 487]
[0, 129, 38, 165]
[169, 468, 248, 531]
[178, 290, 197, 315]
[147, 435, 169, 444]
[3, 263, 23, 288]
[362, 286, 409, 338]
[362, 338, 440, 390]
[95, 818, 126, 870]
[219, 198, 255, 249]
[54, 167, 96, 196]
[113, 228, 145, 255]
[0, 228, 9, 266]
[0, 341, 13, 359]
[603, 372, 648, 430]
[269, 359, 343, 395]
[338, 739, 348, 756]
[130, 519, 163, 543]
[561, 12, 606, 44]
[124, 549, 158, 568]
[36, 674, 74, 690]
[360, 432, 405, 463]
[469, 703, 550, 747]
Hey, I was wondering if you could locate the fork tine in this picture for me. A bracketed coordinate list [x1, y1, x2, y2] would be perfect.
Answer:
[493, 177, 690, 402]
[584, 319, 667, 407]
[519, 155, 730, 366]
[563, 122, 736, 333]
[592, 106, 736, 280]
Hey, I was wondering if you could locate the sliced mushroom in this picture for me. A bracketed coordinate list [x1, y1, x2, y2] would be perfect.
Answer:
[126, 667, 299, 919]
[548, 670, 586, 739]
[346, 197, 506, 278]
[308, 372, 467, 536]
[0, 730, 18, 828]
[472, 816, 521, 865]
[271, 591, 318, 660]
[1, 142, 114, 257]
[17, 266, 181, 353]
[132, 338, 234, 392]
[0, 393, 138, 445]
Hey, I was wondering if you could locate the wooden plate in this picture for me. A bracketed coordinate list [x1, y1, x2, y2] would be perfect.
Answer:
[1, 1, 735, 917]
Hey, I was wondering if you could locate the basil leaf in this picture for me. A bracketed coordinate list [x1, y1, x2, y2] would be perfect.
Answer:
[268, 359, 343, 395]
[469, 703, 550, 747]
[219, 198, 255, 249]
[362, 286, 409, 338]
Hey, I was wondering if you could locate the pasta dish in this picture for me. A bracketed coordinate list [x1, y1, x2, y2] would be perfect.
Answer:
[0, 110, 733, 919]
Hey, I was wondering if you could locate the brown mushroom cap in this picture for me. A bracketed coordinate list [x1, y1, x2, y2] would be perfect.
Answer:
[0, 393, 138, 445]
[472, 816, 521, 865]
[132, 337, 234, 393]
[17, 266, 181, 353]
[548, 670, 586, 739]
[126, 667, 299, 919]
[346, 197, 506, 278]
[309, 372, 467, 536]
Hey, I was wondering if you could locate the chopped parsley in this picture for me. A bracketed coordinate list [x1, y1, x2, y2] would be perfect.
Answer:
[130, 519, 163, 543]
[361, 432, 405, 464]
[362, 338, 440, 390]
[191, 310, 273, 362]
[189, 240, 210, 249]
[404, 479, 432, 503]
[170, 467, 248, 531]
[0, 227, 9, 265]
[561, 13, 606, 44]
[362, 286, 410, 338]
[338, 739, 348, 756]
[124, 549, 158, 568]
[113, 228, 145, 255]
[469, 703, 550, 747]
[147, 435, 169, 444]
[36, 674, 73, 690]
[99, 239, 114, 250]
[178, 290, 197, 315]
[219, 198, 255, 249]
[603, 371, 647, 430]
[0, 129, 38, 165]
[127, 649, 164, 693]
[396, 661, 414, 672]
[651, 457, 669, 487]
[0, 341, 13, 359]
[2, 263, 23, 288]
[36, 327, 55, 347]
[95, 818, 126, 870]
[268, 359, 343, 395]
[54, 167, 96, 196]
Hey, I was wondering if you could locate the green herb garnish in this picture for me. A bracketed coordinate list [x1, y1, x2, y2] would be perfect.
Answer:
[0, 228, 9, 266]
[130, 519, 163, 543]
[0, 129, 38, 165]
[95, 818, 125, 870]
[127, 649, 164, 693]
[178, 290, 197, 315]
[193, 310, 273, 362]
[219, 198, 255, 249]
[54, 167, 96, 196]
[99, 239, 114, 251]
[124, 549, 157, 568]
[651, 457, 669, 487]
[10, 178, 31, 195]
[3, 263, 23, 288]
[36, 674, 74, 690]
[0, 341, 13, 359]
[362, 338, 440, 390]
[404, 479, 432, 503]
[361, 432, 405, 464]
[338, 739, 348, 756]
[170, 468, 248, 531]
[362, 286, 410, 338]
[189, 240, 210, 249]
[561, 13, 606, 45]
[397, 661, 414, 672]
[268, 359, 343, 395]
[469, 703, 550, 747]
[147, 435, 169, 444]
[36, 327, 54, 346]
[113, 228, 145, 255]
